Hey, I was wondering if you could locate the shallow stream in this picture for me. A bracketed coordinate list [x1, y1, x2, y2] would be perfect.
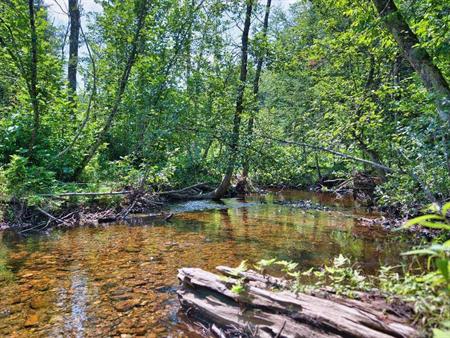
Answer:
[0, 191, 412, 337]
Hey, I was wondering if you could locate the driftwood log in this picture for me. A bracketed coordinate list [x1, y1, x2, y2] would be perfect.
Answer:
[177, 267, 418, 338]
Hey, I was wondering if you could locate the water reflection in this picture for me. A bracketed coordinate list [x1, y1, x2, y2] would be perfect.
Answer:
[66, 272, 88, 338]
[0, 190, 411, 336]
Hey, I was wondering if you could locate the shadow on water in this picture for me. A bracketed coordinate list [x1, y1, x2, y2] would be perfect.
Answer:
[0, 190, 412, 336]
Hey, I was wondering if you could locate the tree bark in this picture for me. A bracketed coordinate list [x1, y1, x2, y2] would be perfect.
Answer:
[213, 0, 253, 199]
[242, 0, 272, 179]
[57, 24, 97, 158]
[68, 0, 80, 103]
[28, 0, 40, 154]
[72, 0, 149, 179]
[371, 0, 450, 123]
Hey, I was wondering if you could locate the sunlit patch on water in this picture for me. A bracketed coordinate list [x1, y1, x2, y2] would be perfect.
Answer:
[0, 190, 412, 336]
[169, 198, 258, 213]
[67, 272, 88, 338]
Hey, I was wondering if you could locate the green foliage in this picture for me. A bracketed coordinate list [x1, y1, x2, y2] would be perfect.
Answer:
[309, 254, 371, 297]
[2, 155, 56, 199]
[275, 260, 299, 274]
[254, 255, 449, 333]
[254, 258, 277, 273]
[402, 202, 450, 291]
[229, 260, 248, 295]
[230, 279, 246, 294]
[0, 0, 448, 208]
[399, 202, 450, 338]
[378, 267, 450, 331]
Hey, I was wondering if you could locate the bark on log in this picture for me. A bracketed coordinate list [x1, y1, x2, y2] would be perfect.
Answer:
[177, 267, 418, 338]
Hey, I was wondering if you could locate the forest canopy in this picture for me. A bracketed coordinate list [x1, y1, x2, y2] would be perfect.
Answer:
[0, 0, 449, 210]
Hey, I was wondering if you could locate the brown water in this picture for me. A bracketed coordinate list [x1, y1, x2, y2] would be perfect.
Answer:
[0, 191, 412, 337]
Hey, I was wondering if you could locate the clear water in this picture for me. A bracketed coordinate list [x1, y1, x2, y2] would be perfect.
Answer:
[0, 190, 412, 337]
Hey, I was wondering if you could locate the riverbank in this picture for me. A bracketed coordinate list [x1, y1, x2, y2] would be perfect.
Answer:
[0, 181, 440, 238]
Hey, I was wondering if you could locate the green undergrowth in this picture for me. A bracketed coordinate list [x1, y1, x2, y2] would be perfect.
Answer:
[0, 155, 179, 225]
[228, 255, 449, 336]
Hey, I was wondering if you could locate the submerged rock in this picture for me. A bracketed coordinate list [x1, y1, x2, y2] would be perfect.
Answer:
[24, 313, 39, 327]
[30, 296, 48, 309]
[113, 299, 140, 312]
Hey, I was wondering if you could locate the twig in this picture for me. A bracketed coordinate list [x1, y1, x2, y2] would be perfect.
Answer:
[19, 222, 47, 233]
[275, 320, 286, 338]
[36, 207, 71, 226]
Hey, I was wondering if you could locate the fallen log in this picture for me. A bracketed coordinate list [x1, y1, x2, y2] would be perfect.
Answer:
[39, 190, 132, 197]
[177, 267, 418, 338]
[158, 182, 217, 200]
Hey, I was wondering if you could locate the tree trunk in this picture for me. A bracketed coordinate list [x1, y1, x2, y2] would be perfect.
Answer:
[242, 0, 272, 179]
[72, 0, 149, 179]
[28, 0, 39, 155]
[371, 0, 450, 123]
[352, 131, 387, 179]
[213, 1, 253, 199]
[68, 0, 80, 104]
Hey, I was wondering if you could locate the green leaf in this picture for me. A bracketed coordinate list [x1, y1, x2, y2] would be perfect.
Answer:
[401, 249, 439, 256]
[403, 214, 446, 228]
[432, 328, 450, 338]
[255, 258, 277, 268]
[436, 259, 449, 282]
[333, 254, 349, 268]
[413, 221, 450, 230]
[231, 260, 248, 276]
[301, 267, 314, 276]
[442, 202, 450, 218]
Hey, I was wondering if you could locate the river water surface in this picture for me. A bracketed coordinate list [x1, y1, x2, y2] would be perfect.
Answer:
[0, 191, 412, 337]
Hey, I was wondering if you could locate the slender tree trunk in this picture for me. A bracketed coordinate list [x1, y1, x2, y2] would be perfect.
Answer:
[68, 0, 80, 104]
[28, 0, 39, 154]
[72, 0, 149, 179]
[314, 153, 322, 180]
[242, 0, 271, 179]
[184, 0, 194, 87]
[371, 0, 450, 123]
[353, 132, 387, 179]
[213, 0, 253, 199]
[203, 142, 213, 160]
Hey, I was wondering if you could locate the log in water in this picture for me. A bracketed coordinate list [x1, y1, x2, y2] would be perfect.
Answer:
[178, 267, 418, 338]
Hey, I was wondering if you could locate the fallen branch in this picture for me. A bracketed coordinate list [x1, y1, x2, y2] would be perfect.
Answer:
[35, 206, 71, 226]
[158, 182, 215, 200]
[261, 134, 393, 173]
[39, 190, 132, 198]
